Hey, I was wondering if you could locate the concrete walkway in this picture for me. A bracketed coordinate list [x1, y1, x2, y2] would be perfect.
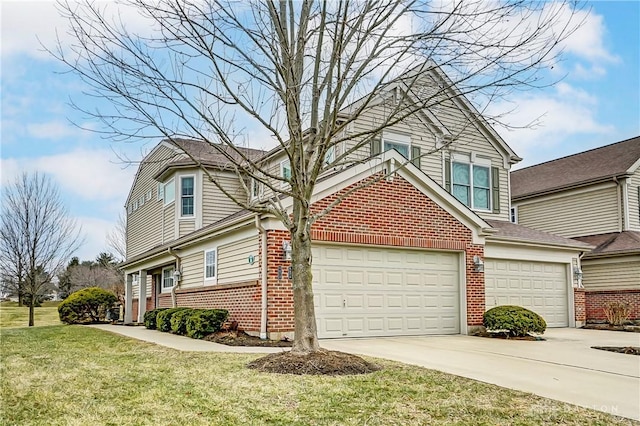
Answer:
[321, 329, 640, 421]
[89, 324, 284, 353]
[92, 325, 639, 421]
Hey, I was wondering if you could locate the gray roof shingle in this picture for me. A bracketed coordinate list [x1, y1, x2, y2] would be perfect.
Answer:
[486, 219, 593, 249]
[573, 231, 640, 258]
[511, 136, 640, 200]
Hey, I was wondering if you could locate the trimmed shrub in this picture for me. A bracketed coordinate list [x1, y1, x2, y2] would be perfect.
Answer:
[156, 307, 190, 332]
[143, 308, 169, 330]
[58, 287, 118, 324]
[483, 305, 546, 337]
[170, 309, 198, 335]
[186, 309, 229, 339]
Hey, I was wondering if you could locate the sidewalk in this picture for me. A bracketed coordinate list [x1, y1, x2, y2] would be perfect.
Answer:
[89, 324, 285, 353]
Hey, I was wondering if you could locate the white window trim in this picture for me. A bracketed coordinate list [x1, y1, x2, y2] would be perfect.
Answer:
[451, 154, 492, 212]
[161, 266, 174, 293]
[204, 248, 217, 284]
[280, 160, 292, 187]
[250, 178, 264, 200]
[157, 181, 164, 201]
[163, 178, 175, 206]
[179, 175, 196, 219]
[382, 131, 411, 158]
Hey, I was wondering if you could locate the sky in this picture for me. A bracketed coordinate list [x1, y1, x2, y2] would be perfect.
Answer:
[1, 1, 639, 262]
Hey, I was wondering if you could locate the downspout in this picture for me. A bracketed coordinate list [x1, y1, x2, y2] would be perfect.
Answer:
[255, 215, 268, 340]
[168, 247, 181, 308]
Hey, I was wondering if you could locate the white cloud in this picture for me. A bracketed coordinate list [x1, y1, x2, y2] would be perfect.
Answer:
[1, 148, 136, 201]
[563, 7, 618, 64]
[72, 216, 118, 261]
[489, 82, 614, 167]
[27, 120, 79, 139]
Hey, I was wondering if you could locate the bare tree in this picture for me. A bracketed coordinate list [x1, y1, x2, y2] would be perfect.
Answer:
[106, 213, 127, 261]
[53, 0, 581, 353]
[0, 172, 83, 326]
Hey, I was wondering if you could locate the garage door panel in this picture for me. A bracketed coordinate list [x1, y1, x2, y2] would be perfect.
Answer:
[313, 245, 460, 337]
[485, 259, 568, 327]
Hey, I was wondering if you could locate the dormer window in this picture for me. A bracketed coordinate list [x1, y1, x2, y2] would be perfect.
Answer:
[382, 132, 411, 159]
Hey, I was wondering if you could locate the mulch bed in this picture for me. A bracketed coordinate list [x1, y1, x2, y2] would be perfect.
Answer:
[474, 330, 545, 341]
[592, 346, 640, 356]
[204, 331, 293, 347]
[247, 350, 381, 375]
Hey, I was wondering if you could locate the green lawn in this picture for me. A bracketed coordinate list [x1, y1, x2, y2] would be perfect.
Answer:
[0, 302, 61, 329]
[0, 326, 634, 425]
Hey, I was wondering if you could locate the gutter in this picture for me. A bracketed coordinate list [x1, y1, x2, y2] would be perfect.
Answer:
[168, 247, 182, 308]
[255, 215, 268, 340]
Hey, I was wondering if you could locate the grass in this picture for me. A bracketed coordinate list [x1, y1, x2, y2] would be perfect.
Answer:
[1, 326, 635, 425]
[0, 302, 61, 329]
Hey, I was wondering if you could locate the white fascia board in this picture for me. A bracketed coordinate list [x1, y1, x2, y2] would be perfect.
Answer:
[485, 236, 593, 253]
[485, 241, 581, 264]
[626, 157, 640, 174]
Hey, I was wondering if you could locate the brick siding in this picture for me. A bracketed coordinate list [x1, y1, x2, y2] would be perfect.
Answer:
[585, 289, 640, 321]
[573, 288, 586, 323]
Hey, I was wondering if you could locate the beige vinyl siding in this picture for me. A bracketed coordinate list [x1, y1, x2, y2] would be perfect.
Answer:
[582, 256, 640, 291]
[516, 185, 620, 238]
[179, 220, 195, 238]
[126, 145, 178, 259]
[344, 91, 510, 221]
[163, 207, 175, 242]
[628, 170, 640, 231]
[131, 275, 152, 298]
[218, 236, 260, 285]
[180, 251, 204, 289]
[202, 172, 245, 226]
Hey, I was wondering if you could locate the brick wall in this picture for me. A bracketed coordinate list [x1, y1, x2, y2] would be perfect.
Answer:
[574, 288, 586, 324]
[266, 229, 295, 333]
[156, 282, 263, 332]
[585, 289, 640, 321]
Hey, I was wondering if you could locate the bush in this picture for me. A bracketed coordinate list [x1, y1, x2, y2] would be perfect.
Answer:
[483, 305, 546, 337]
[170, 309, 198, 335]
[603, 302, 632, 326]
[186, 309, 229, 339]
[58, 287, 118, 324]
[156, 307, 191, 332]
[143, 308, 169, 330]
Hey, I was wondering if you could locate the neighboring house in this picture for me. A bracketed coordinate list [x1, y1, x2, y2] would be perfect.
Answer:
[511, 136, 640, 322]
[121, 68, 591, 339]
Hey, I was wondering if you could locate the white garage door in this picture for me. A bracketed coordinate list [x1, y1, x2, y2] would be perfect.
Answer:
[484, 259, 568, 327]
[312, 244, 460, 338]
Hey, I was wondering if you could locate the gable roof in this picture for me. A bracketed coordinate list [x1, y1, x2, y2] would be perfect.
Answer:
[573, 231, 640, 258]
[485, 219, 593, 250]
[511, 136, 640, 200]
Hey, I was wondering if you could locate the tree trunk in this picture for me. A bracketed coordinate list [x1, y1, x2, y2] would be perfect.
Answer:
[290, 201, 320, 355]
[28, 294, 35, 327]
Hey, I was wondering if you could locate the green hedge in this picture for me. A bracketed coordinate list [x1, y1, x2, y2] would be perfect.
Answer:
[58, 287, 118, 324]
[483, 305, 546, 337]
[186, 309, 228, 339]
[156, 307, 190, 332]
[143, 308, 169, 330]
[170, 309, 198, 335]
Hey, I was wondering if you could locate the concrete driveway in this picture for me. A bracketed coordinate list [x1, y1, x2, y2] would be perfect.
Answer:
[321, 328, 640, 421]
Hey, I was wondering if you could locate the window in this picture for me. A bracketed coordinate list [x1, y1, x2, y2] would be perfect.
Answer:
[204, 249, 217, 281]
[324, 146, 335, 166]
[382, 132, 411, 159]
[128, 203, 133, 214]
[162, 267, 174, 293]
[163, 179, 175, 206]
[146, 189, 153, 201]
[157, 182, 164, 201]
[251, 178, 263, 199]
[281, 160, 292, 186]
[450, 155, 492, 211]
[180, 176, 195, 217]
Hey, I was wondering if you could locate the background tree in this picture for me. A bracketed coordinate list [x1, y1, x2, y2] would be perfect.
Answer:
[57, 253, 123, 304]
[106, 213, 126, 261]
[0, 172, 83, 326]
[54, 0, 581, 354]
